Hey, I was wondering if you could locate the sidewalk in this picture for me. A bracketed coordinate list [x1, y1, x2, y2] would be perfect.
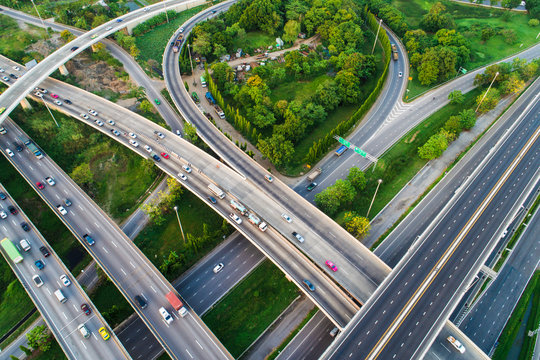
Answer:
[362, 94, 516, 248]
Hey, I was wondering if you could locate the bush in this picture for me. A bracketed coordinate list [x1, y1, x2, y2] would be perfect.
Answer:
[528, 19, 539, 27]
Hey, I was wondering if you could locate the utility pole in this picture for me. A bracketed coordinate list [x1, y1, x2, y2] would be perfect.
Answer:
[366, 179, 383, 218]
[30, 0, 47, 30]
[164, 2, 169, 23]
[42, 98, 60, 128]
[173, 206, 186, 243]
[475, 71, 499, 113]
[187, 44, 196, 86]
[371, 19, 383, 55]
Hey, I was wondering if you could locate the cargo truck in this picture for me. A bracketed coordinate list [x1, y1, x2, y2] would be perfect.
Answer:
[391, 44, 398, 61]
[208, 183, 225, 199]
[230, 199, 247, 215]
[335, 145, 348, 156]
[214, 105, 225, 119]
[166, 291, 188, 317]
[248, 213, 267, 232]
[21, 137, 43, 159]
[172, 35, 183, 53]
[307, 168, 322, 182]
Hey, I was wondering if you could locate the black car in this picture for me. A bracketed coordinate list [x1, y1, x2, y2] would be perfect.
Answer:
[8, 205, 17, 215]
[135, 295, 147, 309]
[0, 192, 6, 200]
[307, 182, 318, 191]
[13, 142, 23, 152]
[39, 246, 50, 257]
[152, 154, 161, 162]
[83, 234, 95, 246]
[64, 99, 72, 105]
[9, 73, 17, 79]
[70, 46, 79, 52]
[20, 222, 30, 231]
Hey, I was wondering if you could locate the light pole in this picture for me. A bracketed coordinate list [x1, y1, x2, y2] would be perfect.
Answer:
[475, 71, 499, 113]
[173, 206, 185, 243]
[164, 2, 169, 23]
[30, 0, 46, 29]
[366, 179, 383, 218]
[371, 19, 383, 55]
[41, 98, 60, 127]
[187, 44, 196, 86]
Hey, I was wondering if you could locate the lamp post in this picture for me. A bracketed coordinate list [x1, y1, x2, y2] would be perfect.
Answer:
[371, 19, 383, 55]
[41, 97, 60, 128]
[366, 179, 383, 218]
[164, 2, 169, 23]
[187, 44, 196, 86]
[173, 206, 185, 243]
[475, 71, 499, 113]
[30, 0, 46, 29]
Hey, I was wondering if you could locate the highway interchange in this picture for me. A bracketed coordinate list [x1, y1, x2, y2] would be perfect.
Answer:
[0, 1, 538, 359]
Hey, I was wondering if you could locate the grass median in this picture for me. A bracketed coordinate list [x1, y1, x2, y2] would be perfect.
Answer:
[203, 260, 299, 358]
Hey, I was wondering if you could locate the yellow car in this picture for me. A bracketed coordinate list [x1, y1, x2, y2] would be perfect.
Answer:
[0, 107, 5, 114]
[98, 327, 110, 340]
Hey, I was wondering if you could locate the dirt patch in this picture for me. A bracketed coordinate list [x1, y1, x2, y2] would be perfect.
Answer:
[66, 57, 132, 93]
[27, 33, 64, 58]
[406, 130, 420, 143]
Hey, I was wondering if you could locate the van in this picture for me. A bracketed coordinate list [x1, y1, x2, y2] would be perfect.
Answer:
[78, 324, 90, 338]
[20, 239, 31, 251]
[135, 295, 147, 309]
[54, 289, 67, 303]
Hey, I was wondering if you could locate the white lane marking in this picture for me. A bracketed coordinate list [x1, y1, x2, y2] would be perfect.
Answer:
[121, 268, 127, 276]
[102, 247, 109, 254]
[196, 340, 203, 349]
[150, 285, 157, 293]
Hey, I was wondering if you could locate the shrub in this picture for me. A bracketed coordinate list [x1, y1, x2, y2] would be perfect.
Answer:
[528, 19, 540, 27]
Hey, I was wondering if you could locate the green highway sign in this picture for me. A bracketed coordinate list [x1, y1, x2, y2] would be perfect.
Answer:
[354, 147, 367, 157]
[337, 137, 351, 147]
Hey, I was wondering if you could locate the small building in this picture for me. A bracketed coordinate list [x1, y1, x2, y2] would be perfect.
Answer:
[298, 32, 306, 39]
[276, 37, 284, 48]
[236, 48, 243, 58]
[219, 54, 231, 62]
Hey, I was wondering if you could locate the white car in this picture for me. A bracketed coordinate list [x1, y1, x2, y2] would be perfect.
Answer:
[0, 67, 4, 73]
[20, 239, 31, 251]
[447, 336, 466, 354]
[34, 91, 43, 97]
[6, 148, 14, 157]
[45, 177, 56, 186]
[106, 26, 112, 31]
[57, 205, 68, 215]
[182, 165, 192, 173]
[179, 27, 184, 33]
[80, 113, 89, 120]
[13, 66, 20, 71]
[95, 120, 104, 127]
[32, 275, 43, 287]
[229, 213, 242, 225]
[54, 100, 62, 106]
[112, 129, 121, 136]
[281, 213, 292, 223]
[107, 119, 115, 126]
[398, 71, 403, 77]
[0, 211, 7, 219]
[144, 145, 152, 153]
[213, 263, 224, 273]
[159, 307, 173, 325]
[60, 274, 71, 287]
[176, 130, 182, 137]
[88, 109, 98, 116]
[178, 173, 187, 181]
[2, 76, 9, 82]
[129, 132, 137, 139]
[129, 139, 139, 147]
[156, 132, 165, 139]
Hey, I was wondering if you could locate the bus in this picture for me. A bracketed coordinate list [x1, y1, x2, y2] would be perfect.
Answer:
[200, 76, 207, 87]
[1, 238, 23, 263]
[208, 183, 225, 199]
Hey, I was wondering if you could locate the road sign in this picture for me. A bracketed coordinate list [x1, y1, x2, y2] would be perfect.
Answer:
[337, 137, 351, 148]
[354, 147, 367, 157]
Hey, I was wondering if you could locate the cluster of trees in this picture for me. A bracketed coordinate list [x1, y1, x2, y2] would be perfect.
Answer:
[26, 325, 52, 353]
[141, 177, 184, 225]
[366, 0, 408, 36]
[132, 10, 180, 36]
[114, 32, 140, 58]
[525, 0, 540, 17]
[315, 167, 366, 214]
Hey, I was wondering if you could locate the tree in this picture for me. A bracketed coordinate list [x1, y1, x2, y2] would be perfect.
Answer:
[448, 90, 464, 104]
[315, 187, 341, 215]
[257, 134, 294, 167]
[481, 27, 495, 42]
[315, 179, 356, 215]
[476, 88, 500, 113]
[500, 74, 525, 94]
[420, 2, 455, 32]
[92, 14, 108, 28]
[418, 132, 449, 159]
[139, 99, 153, 113]
[344, 213, 371, 239]
[70, 163, 93, 186]
[60, 29, 75, 42]
[211, 62, 234, 88]
[459, 109, 477, 130]
[283, 20, 301, 43]
[347, 167, 367, 191]
[130, 45, 140, 58]
[444, 115, 462, 134]
[335, 69, 361, 103]
[184, 123, 199, 143]
[502, 0, 521, 9]
[192, 32, 212, 56]
[27, 325, 52, 352]
[528, 19, 540, 27]
[314, 80, 341, 111]
[141, 199, 166, 225]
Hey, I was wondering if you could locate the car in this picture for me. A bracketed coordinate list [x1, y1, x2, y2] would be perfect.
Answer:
[34, 91, 43, 97]
[265, 174, 274, 182]
[8, 205, 17, 215]
[50, 93, 59, 99]
[229, 213, 242, 225]
[36, 182, 45, 190]
[39, 246, 50, 257]
[325, 260, 338, 272]
[208, 196, 217, 204]
[13, 66, 20, 71]
[83, 234, 95, 246]
[56, 205, 68, 215]
[154, 99, 160, 105]
[32, 275, 43, 287]
[160, 152, 169, 159]
[144, 145, 152, 153]
[107, 119, 115, 126]
[6, 148, 14, 157]
[447, 336, 466, 353]
[60, 274, 71, 287]
[152, 154, 161, 162]
[111, 129, 121, 136]
[159, 307, 173, 325]
[70, 46, 79, 51]
[329, 327, 339, 337]
[143, 7, 149, 12]
[78, 324, 91, 338]
[45, 177, 55, 186]
[302, 279, 315, 292]
[13, 142, 23, 152]
[54, 100, 62, 106]
[179, 27, 184, 33]
[80, 113, 89, 120]
[182, 165, 192, 173]
[81, 303, 91, 315]
[36, 87, 47, 94]
[176, 130, 182, 137]
[501, 229, 508, 238]
[95, 120, 104, 127]
[1, 76, 9, 82]
[88, 109, 98, 116]
[135, 295, 148, 309]
[292, 231, 305, 243]
[9, 73, 18, 79]
[64, 199, 72, 207]
[0, 67, 3, 73]
[178, 173, 187, 181]
[129, 139, 139, 147]
[398, 71, 403, 77]
[20, 239, 30, 251]
[129, 132, 137, 139]
[105, 26, 112, 31]
[154, 131, 165, 139]
[307, 182, 318, 191]
[64, 99, 72, 105]
[213, 263, 224, 273]
[281, 213, 292, 223]
[211, 10, 217, 13]
[0, 211, 7, 219]
[35, 260, 45, 270]
[116, 18, 123, 22]
[0, 192, 5, 200]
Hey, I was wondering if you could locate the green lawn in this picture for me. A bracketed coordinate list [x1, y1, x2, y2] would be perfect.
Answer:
[0, 281, 35, 337]
[89, 278, 133, 328]
[269, 74, 333, 104]
[0, 15, 47, 63]
[135, 6, 207, 72]
[231, 31, 277, 53]
[203, 260, 299, 358]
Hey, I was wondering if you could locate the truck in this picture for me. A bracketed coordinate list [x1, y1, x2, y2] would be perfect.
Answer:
[208, 183, 225, 199]
[1, 237, 23, 263]
[248, 213, 267, 232]
[230, 199, 247, 215]
[391, 43, 398, 61]
[205, 91, 216, 104]
[214, 105, 225, 119]
[21, 137, 43, 159]
[335, 145, 348, 156]
[172, 35, 183, 53]
[191, 92, 200, 103]
[307, 168, 322, 182]
[166, 291, 188, 317]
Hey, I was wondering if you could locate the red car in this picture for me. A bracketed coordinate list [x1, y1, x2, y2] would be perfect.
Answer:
[36, 182, 45, 190]
[160, 152, 169, 159]
[81, 303, 91, 315]
[325, 260, 338, 272]
[50, 93, 59, 99]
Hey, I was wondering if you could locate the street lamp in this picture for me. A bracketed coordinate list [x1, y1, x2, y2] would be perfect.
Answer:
[173, 206, 186, 243]
[41, 97, 60, 127]
[475, 71, 499, 113]
[187, 44, 196, 86]
[164, 2, 169, 23]
[371, 19, 383, 55]
[366, 179, 383, 218]
[30, 0, 46, 30]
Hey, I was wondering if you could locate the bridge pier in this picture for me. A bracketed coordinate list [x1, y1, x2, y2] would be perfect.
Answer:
[58, 64, 69, 76]
[20, 98, 32, 111]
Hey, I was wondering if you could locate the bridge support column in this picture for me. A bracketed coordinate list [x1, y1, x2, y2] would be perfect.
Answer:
[58, 64, 69, 76]
[20, 98, 33, 111]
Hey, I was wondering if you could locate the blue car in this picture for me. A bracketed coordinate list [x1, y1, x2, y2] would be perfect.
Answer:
[35, 260, 45, 270]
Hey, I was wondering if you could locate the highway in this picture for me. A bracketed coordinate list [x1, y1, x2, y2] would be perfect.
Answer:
[0, 118, 233, 360]
[0, 185, 130, 359]
[324, 83, 540, 359]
